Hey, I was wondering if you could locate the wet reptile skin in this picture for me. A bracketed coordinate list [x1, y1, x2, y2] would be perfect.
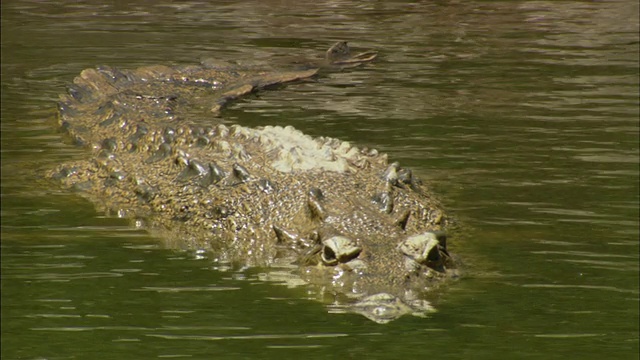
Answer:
[49, 43, 458, 323]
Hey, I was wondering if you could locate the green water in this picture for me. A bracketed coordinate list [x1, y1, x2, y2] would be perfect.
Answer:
[2, 1, 638, 359]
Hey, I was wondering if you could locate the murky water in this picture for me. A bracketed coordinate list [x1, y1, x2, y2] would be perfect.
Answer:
[2, 1, 638, 359]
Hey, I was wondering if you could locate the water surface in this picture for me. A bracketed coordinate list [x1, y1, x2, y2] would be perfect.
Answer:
[2, 1, 638, 359]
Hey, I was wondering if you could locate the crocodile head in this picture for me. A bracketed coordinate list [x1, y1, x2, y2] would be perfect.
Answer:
[302, 230, 455, 324]
[325, 41, 378, 68]
[228, 128, 457, 322]
[265, 164, 456, 323]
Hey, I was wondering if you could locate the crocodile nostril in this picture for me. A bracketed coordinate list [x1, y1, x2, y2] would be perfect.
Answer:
[321, 236, 362, 266]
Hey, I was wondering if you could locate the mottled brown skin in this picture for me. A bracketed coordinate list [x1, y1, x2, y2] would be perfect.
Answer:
[50, 43, 457, 322]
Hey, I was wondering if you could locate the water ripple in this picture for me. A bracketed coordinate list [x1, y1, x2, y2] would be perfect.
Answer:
[132, 286, 241, 293]
[145, 333, 350, 341]
[522, 284, 639, 295]
[2, 272, 123, 281]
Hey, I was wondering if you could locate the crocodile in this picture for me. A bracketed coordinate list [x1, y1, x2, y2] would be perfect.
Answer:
[49, 42, 458, 323]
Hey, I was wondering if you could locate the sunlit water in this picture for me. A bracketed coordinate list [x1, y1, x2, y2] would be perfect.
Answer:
[2, 1, 638, 359]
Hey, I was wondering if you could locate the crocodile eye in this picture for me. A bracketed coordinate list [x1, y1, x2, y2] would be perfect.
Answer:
[321, 236, 362, 266]
[398, 232, 442, 266]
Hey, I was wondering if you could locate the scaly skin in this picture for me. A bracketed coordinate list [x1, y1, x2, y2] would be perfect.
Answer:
[49, 42, 457, 323]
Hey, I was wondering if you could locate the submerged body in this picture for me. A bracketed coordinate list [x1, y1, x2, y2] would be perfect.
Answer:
[50, 42, 457, 323]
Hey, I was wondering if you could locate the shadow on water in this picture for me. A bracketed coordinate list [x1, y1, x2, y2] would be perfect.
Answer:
[2, 0, 638, 359]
